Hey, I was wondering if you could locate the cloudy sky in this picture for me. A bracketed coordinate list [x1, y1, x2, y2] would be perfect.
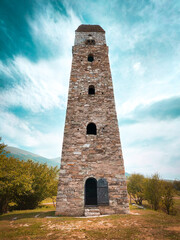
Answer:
[0, 0, 180, 179]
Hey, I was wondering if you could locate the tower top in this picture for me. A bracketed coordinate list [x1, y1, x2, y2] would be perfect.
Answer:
[76, 24, 105, 33]
[74, 24, 106, 46]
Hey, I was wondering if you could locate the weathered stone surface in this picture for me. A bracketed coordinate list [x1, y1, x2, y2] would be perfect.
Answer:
[56, 25, 129, 216]
[84, 207, 100, 217]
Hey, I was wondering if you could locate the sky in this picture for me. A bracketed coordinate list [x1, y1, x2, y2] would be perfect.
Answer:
[0, 0, 180, 180]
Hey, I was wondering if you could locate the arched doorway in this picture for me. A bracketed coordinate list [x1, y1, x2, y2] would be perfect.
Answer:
[85, 178, 97, 205]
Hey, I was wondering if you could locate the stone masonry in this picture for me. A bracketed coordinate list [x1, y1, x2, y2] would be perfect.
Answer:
[56, 25, 129, 216]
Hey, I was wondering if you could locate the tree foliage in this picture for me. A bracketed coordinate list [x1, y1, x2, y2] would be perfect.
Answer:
[0, 138, 32, 213]
[0, 138, 59, 214]
[0, 137, 6, 153]
[172, 180, 180, 194]
[161, 181, 174, 215]
[14, 161, 59, 210]
[127, 172, 175, 214]
[127, 174, 145, 205]
[144, 173, 162, 210]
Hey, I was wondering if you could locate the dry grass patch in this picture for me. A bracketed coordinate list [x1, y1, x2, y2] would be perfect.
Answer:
[0, 203, 179, 240]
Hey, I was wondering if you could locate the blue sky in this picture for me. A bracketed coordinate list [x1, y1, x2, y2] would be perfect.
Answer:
[0, 0, 180, 179]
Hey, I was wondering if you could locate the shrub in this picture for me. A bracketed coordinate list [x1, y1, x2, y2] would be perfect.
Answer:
[0, 138, 59, 214]
[161, 181, 174, 215]
[127, 174, 145, 205]
[145, 173, 162, 210]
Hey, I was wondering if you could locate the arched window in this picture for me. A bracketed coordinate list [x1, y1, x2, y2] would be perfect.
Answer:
[86, 122, 97, 135]
[88, 54, 94, 62]
[88, 85, 95, 95]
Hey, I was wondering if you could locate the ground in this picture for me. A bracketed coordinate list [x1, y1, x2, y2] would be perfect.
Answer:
[0, 199, 179, 240]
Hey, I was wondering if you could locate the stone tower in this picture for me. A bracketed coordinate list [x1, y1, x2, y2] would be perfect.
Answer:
[56, 25, 129, 216]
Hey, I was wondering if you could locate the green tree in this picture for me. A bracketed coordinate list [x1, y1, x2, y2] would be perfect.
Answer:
[172, 180, 180, 195]
[0, 137, 6, 154]
[145, 173, 162, 210]
[0, 138, 59, 213]
[0, 153, 33, 214]
[161, 181, 174, 215]
[15, 161, 59, 209]
[46, 166, 59, 207]
[127, 174, 145, 205]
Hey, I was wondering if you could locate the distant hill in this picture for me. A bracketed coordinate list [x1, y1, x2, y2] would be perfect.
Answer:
[4, 146, 130, 176]
[125, 172, 131, 177]
[5, 146, 60, 167]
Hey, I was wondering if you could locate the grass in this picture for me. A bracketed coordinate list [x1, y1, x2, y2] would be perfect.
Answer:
[0, 199, 179, 240]
[41, 197, 56, 204]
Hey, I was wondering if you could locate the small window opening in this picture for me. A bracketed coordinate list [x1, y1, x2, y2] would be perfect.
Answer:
[88, 54, 94, 62]
[88, 85, 95, 95]
[85, 39, 95, 45]
[87, 122, 97, 135]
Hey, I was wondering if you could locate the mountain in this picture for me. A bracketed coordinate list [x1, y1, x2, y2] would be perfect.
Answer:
[5, 146, 60, 167]
[125, 172, 131, 177]
[4, 146, 130, 176]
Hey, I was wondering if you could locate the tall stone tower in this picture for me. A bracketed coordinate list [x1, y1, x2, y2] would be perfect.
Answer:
[56, 25, 129, 216]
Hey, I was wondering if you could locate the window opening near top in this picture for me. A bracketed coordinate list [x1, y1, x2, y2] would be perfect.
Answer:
[88, 54, 94, 62]
[88, 85, 95, 95]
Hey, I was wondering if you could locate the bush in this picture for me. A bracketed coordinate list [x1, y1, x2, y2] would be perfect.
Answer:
[145, 173, 162, 210]
[14, 161, 59, 210]
[172, 180, 180, 195]
[127, 174, 145, 205]
[161, 181, 174, 215]
[0, 138, 59, 214]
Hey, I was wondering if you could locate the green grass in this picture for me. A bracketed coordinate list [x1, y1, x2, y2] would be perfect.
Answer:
[0, 205, 55, 221]
[0, 199, 179, 240]
[41, 197, 56, 204]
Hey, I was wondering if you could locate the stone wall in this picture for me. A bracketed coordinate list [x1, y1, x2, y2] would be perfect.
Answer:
[74, 32, 106, 46]
[56, 26, 129, 216]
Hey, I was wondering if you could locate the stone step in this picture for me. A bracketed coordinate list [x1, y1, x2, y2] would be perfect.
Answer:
[85, 208, 100, 212]
[84, 208, 100, 217]
[85, 212, 100, 217]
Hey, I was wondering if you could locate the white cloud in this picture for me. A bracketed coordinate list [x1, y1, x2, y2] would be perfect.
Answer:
[0, 7, 81, 113]
[0, 5, 81, 157]
[0, 56, 69, 112]
[28, 6, 81, 55]
[0, 109, 63, 158]
[133, 62, 145, 75]
[120, 119, 180, 179]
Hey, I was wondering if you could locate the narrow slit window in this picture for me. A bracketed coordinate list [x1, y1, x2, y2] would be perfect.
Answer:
[88, 85, 95, 95]
[87, 123, 97, 135]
